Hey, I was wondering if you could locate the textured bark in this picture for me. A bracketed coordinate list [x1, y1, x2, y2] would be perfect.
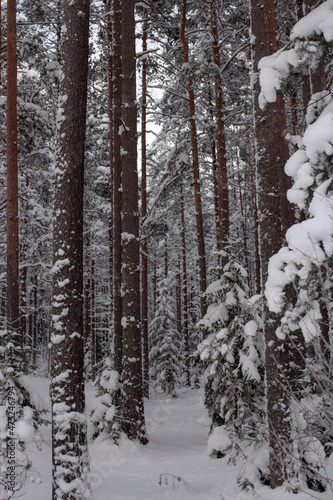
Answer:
[50, 1, 91, 498]
[120, 0, 147, 443]
[112, 0, 123, 375]
[250, 0, 292, 488]
[6, 0, 20, 347]
[180, 0, 207, 319]
[210, 0, 229, 258]
[141, 15, 149, 398]
[107, 0, 114, 339]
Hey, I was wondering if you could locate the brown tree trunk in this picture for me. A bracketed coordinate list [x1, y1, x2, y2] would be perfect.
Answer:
[208, 85, 220, 251]
[50, 0, 91, 497]
[251, 0, 292, 488]
[6, 0, 20, 348]
[112, 0, 123, 376]
[141, 15, 149, 398]
[107, 0, 114, 344]
[120, 0, 147, 444]
[210, 0, 229, 260]
[180, 0, 207, 319]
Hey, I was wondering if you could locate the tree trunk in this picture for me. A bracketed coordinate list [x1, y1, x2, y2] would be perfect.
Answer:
[50, 0, 91, 497]
[6, 0, 20, 348]
[210, 0, 229, 259]
[250, 0, 293, 487]
[112, 0, 123, 376]
[120, 0, 147, 444]
[141, 15, 149, 398]
[180, 0, 207, 319]
[107, 0, 114, 346]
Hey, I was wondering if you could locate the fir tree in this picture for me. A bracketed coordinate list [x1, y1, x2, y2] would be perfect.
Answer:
[149, 266, 184, 398]
[198, 253, 264, 458]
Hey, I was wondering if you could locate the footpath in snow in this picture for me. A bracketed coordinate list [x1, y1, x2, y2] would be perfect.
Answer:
[23, 377, 333, 500]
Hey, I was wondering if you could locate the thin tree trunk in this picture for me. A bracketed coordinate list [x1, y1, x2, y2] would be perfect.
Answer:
[50, 0, 91, 497]
[6, 0, 20, 348]
[208, 86, 220, 250]
[112, 0, 123, 376]
[180, 0, 207, 319]
[210, 0, 229, 260]
[141, 15, 149, 398]
[120, 0, 147, 444]
[107, 0, 114, 342]
[236, 161, 249, 276]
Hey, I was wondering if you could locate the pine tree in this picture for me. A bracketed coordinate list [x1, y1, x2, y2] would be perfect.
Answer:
[50, 0, 91, 497]
[120, 0, 147, 444]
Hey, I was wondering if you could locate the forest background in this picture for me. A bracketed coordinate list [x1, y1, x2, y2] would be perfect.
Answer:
[0, 0, 333, 499]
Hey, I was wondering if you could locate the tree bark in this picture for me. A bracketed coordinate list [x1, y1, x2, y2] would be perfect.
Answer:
[210, 0, 229, 260]
[112, 0, 123, 376]
[120, 0, 147, 443]
[180, 0, 207, 319]
[50, 0, 91, 497]
[250, 0, 293, 488]
[107, 0, 114, 350]
[141, 15, 149, 398]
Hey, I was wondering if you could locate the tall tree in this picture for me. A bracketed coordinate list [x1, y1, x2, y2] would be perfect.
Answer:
[120, 0, 147, 443]
[141, 13, 149, 398]
[50, 0, 91, 498]
[250, 0, 296, 487]
[180, 0, 207, 319]
[112, 0, 123, 376]
[210, 0, 229, 258]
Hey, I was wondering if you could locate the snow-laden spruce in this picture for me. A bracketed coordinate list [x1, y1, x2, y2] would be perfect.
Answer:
[90, 358, 121, 443]
[149, 270, 185, 398]
[197, 254, 264, 458]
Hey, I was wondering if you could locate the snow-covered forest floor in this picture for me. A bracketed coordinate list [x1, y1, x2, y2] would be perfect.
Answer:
[22, 376, 332, 500]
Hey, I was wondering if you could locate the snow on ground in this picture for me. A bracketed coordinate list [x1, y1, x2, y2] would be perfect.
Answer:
[21, 377, 333, 499]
